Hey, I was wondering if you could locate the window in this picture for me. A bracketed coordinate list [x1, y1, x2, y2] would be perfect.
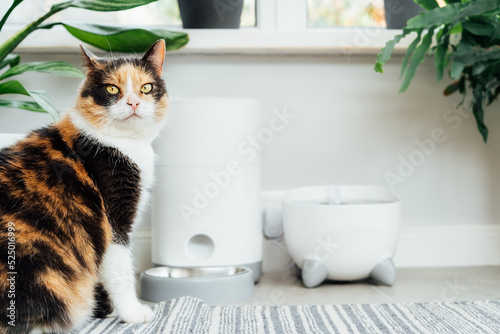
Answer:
[1, 0, 389, 30]
[2, 0, 407, 54]
[308, 0, 386, 28]
[0, 0, 256, 27]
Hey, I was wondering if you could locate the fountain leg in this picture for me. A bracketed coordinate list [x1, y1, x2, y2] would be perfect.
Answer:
[370, 258, 396, 286]
[301, 259, 328, 288]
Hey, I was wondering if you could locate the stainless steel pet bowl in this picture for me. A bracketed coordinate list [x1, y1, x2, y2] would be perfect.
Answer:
[140, 266, 254, 303]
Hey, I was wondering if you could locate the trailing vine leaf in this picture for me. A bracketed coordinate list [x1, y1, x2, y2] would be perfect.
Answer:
[400, 27, 436, 93]
[400, 29, 423, 80]
[453, 0, 500, 24]
[39, 22, 189, 52]
[406, 3, 467, 29]
[0, 99, 46, 113]
[413, 0, 439, 11]
[0, 54, 20, 71]
[443, 80, 460, 96]
[374, 30, 410, 73]
[450, 61, 466, 80]
[472, 84, 488, 142]
[463, 21, 496, 37]
[68, 0, 157, 12]
[0, 61, 85, 80]
[453, 47, 500, 64]
[0, 81, 59, 121]
[434, 25, 451, 81]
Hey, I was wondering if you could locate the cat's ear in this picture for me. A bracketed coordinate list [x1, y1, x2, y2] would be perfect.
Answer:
[80, 45, 100, 69]
[141, 40, 165, 76]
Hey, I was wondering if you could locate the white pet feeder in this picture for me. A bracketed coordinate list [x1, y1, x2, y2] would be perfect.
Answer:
[283, 185, 401, 288]
[141, 98, 262, 303]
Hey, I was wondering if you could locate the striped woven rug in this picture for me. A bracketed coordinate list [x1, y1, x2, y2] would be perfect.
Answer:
[73, 296, 500, 333]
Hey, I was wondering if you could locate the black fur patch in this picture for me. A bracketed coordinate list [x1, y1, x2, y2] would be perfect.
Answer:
[93, 282, 114, 318]
[74, 135, 141, 245]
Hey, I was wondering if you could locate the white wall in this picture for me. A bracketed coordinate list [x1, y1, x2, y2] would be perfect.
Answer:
[3, 51, 500, 270]
[2, 52, 499, 228]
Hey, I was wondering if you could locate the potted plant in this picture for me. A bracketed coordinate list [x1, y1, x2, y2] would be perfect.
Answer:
[375, 0, 500, 142]
[177, 0, 244, 28]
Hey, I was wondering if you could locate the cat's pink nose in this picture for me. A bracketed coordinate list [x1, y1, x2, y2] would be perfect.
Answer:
[127, 95, 140, 111]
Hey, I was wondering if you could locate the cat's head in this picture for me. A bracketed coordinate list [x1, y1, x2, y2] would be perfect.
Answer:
[74, 40, 168, 140]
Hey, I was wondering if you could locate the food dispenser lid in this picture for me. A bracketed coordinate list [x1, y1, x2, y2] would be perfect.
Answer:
[140, 266, 254, 303]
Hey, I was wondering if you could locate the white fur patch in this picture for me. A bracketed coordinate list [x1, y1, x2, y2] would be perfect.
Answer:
[100, 244, 154, 323]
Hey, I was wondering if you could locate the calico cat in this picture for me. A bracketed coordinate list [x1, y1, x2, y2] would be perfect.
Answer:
[0, 39, 168, 333]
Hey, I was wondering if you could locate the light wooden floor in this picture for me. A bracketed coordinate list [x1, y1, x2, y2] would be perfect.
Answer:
[222, 266, 500, 306]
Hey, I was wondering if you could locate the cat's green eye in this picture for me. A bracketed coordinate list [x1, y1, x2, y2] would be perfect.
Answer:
[106, 85, 120, 95]
[141, 83, 153, 94]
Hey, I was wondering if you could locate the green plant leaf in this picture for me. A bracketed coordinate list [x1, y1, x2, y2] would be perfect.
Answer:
[413, 0, 439, 11]
[374, 30, 410, 73]
[454, 0, 500, 24]
[472, 62, 489, 76]
[453, 47, 500, 64]
[68, 0, 158, 12]
[471, 86, 488, 142]
[400, 27, 436, 93]
[40, 22, 189, 52]
[0, 99, 46, 113]
[434, 29, 450, 81]
[449, 22, 462, 35]
[450, 60, 466, 79]
[0, 54, 20, 71]
[400, 29, 423, 80]
[463, 21, 495, 37]
[0, 61, 84, 80]
[443, 80, 460, 96]
[406, 2, 467, 29]
[0, 0, 24, 32]
[0, 80, 59, 121]
[487, 85, 500, 106]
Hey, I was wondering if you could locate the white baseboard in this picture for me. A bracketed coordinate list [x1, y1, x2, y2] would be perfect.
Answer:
[131, 224, 500, 274]
[132, 191, 500, 273]
[395, 224, 500, 268]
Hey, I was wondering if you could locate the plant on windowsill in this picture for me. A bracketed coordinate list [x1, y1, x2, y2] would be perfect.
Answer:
[0, 0, 189, 121]
[177, 0, 244, 28]
[374, 0, 500, 142]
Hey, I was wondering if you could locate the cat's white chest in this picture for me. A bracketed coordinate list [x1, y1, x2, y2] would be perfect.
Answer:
[120, 142, 155, 190]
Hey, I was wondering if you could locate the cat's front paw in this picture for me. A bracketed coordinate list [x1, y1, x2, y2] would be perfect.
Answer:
[117, 303, 154, 323]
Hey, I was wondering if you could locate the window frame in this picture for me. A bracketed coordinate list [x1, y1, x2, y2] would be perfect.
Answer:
[2, 0, 413, 56]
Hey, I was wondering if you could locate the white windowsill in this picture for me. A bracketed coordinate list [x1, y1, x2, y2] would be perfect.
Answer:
[2, 25, 414, 56]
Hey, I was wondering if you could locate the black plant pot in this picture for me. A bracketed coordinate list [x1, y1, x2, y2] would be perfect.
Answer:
[177, 0, 244, 29]
[383, 0, 424, 29]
